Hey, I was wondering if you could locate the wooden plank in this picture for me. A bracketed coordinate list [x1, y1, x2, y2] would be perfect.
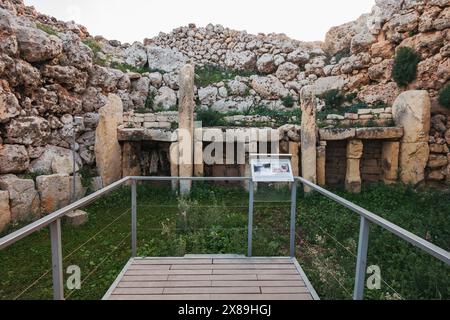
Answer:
[261, 287, 310, 294]
[163, 287, 260, 294]
[117, 280, 212, 288]
[210, 293, 312, 300]
[127, 265, 171, 270]
[167, 274, 258, 281]
[212, 269, 299, 275]
[125, 269, 213, 275]
[257, 274, 304, 281]
[121, 275, 169, 282]
[113, 287, 164, 295]
[109, 294, 211, 300]
[171, 264, 296, 270]
[211, 280, 305, 287]
[213, 258, 292, 264]
[133, 259, 212, 265]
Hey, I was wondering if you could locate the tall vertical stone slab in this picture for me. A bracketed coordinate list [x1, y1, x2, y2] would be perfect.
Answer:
[178, 64, 195, 195]
[122, 142, 141, 179]
[300, 93, 317, 192]
[95, 94, 123, 186]
[170, 142, 179, 191]
[289, 142, 300, 177]
[317, 142, 326, 186]
[381, 141, 399, 184]
[194, 128, 204, 177]
[0, 190, 11, 232]
[346, 139, 363, 193]
[393, 90, 430, 185]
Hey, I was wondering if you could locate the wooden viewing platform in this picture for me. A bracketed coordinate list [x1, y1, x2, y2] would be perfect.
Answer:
[103, 255, 319, 300]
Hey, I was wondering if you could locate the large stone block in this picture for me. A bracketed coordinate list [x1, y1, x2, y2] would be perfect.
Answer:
[300, 93, 317, 192]
[381, 141, 400, 183]
[95, 94, 123, 186]
[36, 174, 71, 214]
[0, 190, 11, 232]
[29, 145, 81, 175]
[0, 174, 40, 222]
[0, 144, 29, 174]
[399, 142, 429, 185]
[393, 90, 431, 143]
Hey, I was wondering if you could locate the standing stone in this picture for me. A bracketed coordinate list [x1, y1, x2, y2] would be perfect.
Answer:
[346, 139, 363, 193]
[0, 190, 11, 232]
[300, 93, 317, 192]
[194, 128, 204, 177]
[170, 142, 179, 191]
[317, 143, 326, 186]
[122, 142, 141, 179]
[0, 174, 40, 222]
[393, 90, 431, 184]
[381, 141, 400, 184]
[178, 65, 195, 195]
[65, 210, 88, 226]
[95, 94, 123, 186]
[289, 142, 300, 177]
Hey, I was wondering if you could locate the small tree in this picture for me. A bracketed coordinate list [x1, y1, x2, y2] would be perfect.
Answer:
[392, 47, 421, 87]
[438, 84, 450, 109]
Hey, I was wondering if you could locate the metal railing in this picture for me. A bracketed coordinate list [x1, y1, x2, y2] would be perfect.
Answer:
[0, 176, 449, 301]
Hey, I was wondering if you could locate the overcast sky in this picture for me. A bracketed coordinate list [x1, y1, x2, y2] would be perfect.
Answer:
[24, 0, 375, 44]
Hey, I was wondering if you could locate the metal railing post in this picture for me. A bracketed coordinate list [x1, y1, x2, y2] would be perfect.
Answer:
[290, 180, 297, 258]
[247, 180, 254, 257]
[353, 216, 370, 300]
[131, 179, 137, 257]
[50, 218, 64, 300]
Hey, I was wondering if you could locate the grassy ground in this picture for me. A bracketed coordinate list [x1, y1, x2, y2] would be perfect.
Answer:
[0, 183, 448, 300]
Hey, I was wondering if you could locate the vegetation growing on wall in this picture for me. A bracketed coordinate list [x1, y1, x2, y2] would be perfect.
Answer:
[36, 23, 58, 36]
[320, 89, 345, 109]
[281, 95, 295, 108]
[195, 65, 256, 88]
[438, 84, 450, 109]
[392, 47, 421, 87]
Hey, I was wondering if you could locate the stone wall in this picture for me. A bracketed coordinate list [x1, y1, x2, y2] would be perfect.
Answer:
[427, 112, 450, 183]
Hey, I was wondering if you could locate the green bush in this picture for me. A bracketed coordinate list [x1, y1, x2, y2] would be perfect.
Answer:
[320, 89, 344, 108]
[110, 62, 149, 74]
[392, 47, 421, 87]
[281, 95, 295, 108]
[195, 107, 226, 127]
[438, 84, 450, 109]
[82, 38, 102, 55]
[195, 65, 256, 88]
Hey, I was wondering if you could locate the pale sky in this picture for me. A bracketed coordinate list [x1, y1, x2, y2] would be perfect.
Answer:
[24, 0, 376, 44]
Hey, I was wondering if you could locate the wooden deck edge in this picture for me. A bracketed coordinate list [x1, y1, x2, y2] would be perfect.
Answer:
[291, 258, 320, 300]
[102, 258, 134, 300]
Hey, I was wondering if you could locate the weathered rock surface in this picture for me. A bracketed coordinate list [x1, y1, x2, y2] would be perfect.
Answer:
[0, 190, 11, 232]
[0, 144, 29, 174]
[29, 145, 81, 175]
[147, 46, 187, 72]
[0, 174, 40, 221]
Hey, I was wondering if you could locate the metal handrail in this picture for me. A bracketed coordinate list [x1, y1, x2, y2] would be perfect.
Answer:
[0, 176, 448, 301]
[296, 176, 450, 299]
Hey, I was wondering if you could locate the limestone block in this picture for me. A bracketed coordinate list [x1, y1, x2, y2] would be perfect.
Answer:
[65, 210, 88, 226]
[300, 93, 317, 192]
[95, 94, 123, 186]
[0, 190, 11, 232]
[399, 142, 429, 185]
[381, 141, 400, 183]
[317, 145, 326, 186]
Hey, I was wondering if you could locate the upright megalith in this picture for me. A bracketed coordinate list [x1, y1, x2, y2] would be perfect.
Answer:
[346, 139, 363, 193]
[300, 92, 317, 192]
[178, 64, 195, 195]
[393, 90, 431, 185]
[95, 94, 123, 186]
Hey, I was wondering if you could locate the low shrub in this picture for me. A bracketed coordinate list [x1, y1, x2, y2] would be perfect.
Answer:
[281, 95, 295, 108]
[195, 107, 226, 127]
[392, 47, 420, 87]
[320, 89, 344, 108]
[195, 65, 256, 88]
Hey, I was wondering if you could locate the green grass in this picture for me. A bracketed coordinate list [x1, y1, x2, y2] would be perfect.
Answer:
[0, 183, 448, 300]
[36, 23, 58, 36]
